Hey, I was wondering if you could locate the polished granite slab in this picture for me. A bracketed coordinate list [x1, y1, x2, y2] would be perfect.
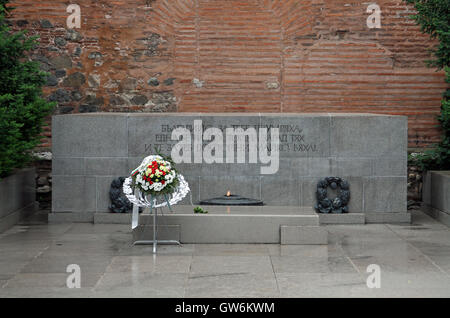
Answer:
[52, 113, 408, 223]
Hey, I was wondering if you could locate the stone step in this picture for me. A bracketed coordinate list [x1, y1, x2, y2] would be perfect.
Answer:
[281, 226, 328, 245]
[133, 225, 180, 242]
[318, 213, 365, 225]
[123, 205, 325, 244]
[94, 205, 319, 223]
[133, 223, 327, 245]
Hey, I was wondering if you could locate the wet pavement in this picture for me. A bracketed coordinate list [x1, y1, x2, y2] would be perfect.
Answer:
[0, 209, 449, 298]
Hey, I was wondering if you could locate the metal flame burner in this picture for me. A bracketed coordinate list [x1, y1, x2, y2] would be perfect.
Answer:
[200, 194, 264, 206]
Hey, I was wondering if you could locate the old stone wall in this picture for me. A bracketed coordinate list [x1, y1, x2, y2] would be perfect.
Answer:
[33, 153, 52, 210]
[8, 0, 448, 149]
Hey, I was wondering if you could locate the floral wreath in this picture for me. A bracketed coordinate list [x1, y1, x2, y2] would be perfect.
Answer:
[123, 153, 190, 210]
[130, 154, 179, 196]
[315, 177, 350, 214]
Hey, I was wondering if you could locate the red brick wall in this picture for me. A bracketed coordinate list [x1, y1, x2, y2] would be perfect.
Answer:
[8, 0, 448, 148]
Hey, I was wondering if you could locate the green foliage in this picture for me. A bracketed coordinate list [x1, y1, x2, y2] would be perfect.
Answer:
[0, 2, 54, 178]
[406, 0, 450, 170]
[194, 206, 208, 214]
[406, 0, 450, 68]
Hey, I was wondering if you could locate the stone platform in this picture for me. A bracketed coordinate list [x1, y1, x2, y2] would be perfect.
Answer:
[95, 206, 328, 245]
[2, 210, 450, 298]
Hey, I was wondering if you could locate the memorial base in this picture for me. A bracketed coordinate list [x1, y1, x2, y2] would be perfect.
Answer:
[130, 206, 327, 245]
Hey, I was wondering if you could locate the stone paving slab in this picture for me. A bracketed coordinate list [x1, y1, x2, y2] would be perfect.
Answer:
[0, 209, 449, 297]
[185, 273, 279, 298]
[93, 272, 187, 298]
[190, 255, 273, 275]
[106, 256, 192, 274]
[276, 273, 366, 298]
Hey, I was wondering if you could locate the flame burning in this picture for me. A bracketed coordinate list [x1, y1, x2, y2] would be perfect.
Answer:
[226, 191, 231, 197]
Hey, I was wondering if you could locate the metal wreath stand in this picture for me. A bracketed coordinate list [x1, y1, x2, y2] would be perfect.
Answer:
[123, 166, 190, 254]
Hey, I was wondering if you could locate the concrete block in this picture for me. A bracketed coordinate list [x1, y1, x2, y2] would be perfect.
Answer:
[0, 171, 17, 218]
[176, 215, 313, 243]
[430, 171, 450, 213]
[261, 177, 300, 206]
[0, 202, 37, 233]
[422, 205, 450, 228]
[85, 158, 129, 176]
[344, 177, 363, 213]
[423, 171, 450, 226]
[59, 206, 324, 243]
[52, 114, 128, 158]
[280, 226, 328, 245]
[92, 206, 318, 224]
[52, 176, 96, 213]
[372, 158, 407, 176]
[94, 212, 132, 224]
[51, 113, 408, 223]
[318, 213, 365, 224]
[422, 171, 432, 206]
[307, 158, 336, 177]
[0, 207, 21, 233]
[330, 115, 407, 158]
[365, 212, 411, 224]
[279, 158, 309, 177]
[52, 158, 85, 176]
[334, 158, 372, 177]
[132, 225, 181, 242]
[0, 168, 36, 225]
[363, 177, 407, 213]
[137, 211, 319, 244]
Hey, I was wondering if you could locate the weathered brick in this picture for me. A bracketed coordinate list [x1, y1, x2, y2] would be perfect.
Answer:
[7, 0, 447, 149]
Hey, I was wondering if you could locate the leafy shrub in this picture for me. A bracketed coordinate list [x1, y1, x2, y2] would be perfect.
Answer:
[194, 206, 208, 214]
[406, 0, 450, 171]
[0, 2, 54, 178]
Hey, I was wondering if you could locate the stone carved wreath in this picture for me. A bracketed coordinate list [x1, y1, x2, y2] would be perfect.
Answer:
[315, 177, 350, 214]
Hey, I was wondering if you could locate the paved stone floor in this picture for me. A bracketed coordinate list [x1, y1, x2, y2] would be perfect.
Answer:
[0, 209, 449, 298]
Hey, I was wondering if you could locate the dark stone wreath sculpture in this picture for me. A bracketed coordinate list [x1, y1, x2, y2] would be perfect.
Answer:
[109, 177, 142, 213]
[315, 177, 350, 214]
